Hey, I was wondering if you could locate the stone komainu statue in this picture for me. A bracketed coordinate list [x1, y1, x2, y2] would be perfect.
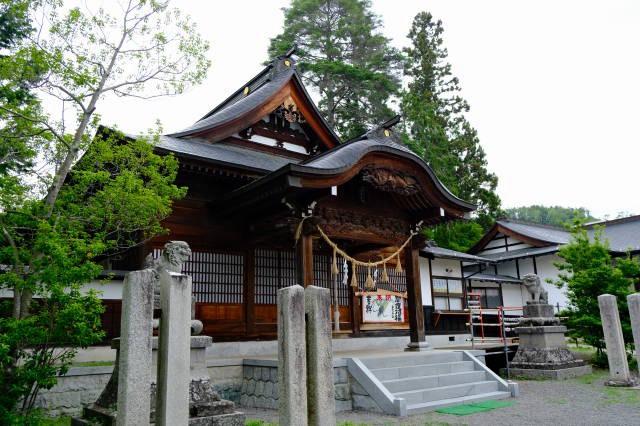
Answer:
[144, 241, 192, 309]
[143, 240, 203, 335]
[522, 273, 548, 303]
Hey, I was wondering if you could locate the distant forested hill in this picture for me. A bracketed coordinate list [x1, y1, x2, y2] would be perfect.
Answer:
[504, 205, 598, 227]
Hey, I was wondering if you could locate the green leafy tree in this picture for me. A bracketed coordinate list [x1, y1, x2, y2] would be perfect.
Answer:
[423, 220, 484, 253]
[1, 0, 209, 317]
[268, 0, 402, 139]
[505, 205, 598, 227]
[0, 0, 208, 420]
[402, 12, 501, 244]
[553, 224, 639, 355]
[0, 130, 187, 422]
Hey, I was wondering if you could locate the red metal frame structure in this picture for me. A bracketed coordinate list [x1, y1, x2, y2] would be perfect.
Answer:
[467, 290, 523, 345]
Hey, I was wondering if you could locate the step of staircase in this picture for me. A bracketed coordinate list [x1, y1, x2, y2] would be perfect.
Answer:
[406, 391, 512, 415]
[361, 351, 464, 370]
[371, 360, 475, 381]
[347, 351, 513, 416]
[394, 380, 499, 405]
[382, 370, 487, 393]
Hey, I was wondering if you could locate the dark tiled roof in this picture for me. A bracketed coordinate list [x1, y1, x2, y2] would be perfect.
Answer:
[296, 124, 474, 210]
[217, 120, 476, 213]
[497, 220, 571, 244]
[421, 246, 493, 263]
[464, 271, 522, 284]
[481, 245, 561, 262]
[302, 136, 415, 170]
[155, 135, 300, 173]
[168, 66, 294, 138]
[587, 216, 640, 253]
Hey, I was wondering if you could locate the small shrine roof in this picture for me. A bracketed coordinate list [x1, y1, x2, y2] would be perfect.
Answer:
[464, 271, 522, 284]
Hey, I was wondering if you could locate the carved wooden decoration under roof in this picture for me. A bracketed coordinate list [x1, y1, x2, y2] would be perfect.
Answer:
[317, 206, 409, 244]
[237, 94, 321, 155]
[361, 166, 420, 196]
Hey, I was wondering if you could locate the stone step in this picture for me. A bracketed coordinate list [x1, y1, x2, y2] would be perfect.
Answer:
[361, 351, 463, 370]
[393, 380, 499, 405]
[382, 370, 487, 393]
[371, 361, 474, 381]
[406, 391, 512, 415]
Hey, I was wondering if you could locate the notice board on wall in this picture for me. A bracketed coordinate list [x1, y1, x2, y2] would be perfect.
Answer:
[361, 290, 406, 323]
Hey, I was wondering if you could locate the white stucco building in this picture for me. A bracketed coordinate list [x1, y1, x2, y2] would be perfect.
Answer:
[418, 215, 640, 337]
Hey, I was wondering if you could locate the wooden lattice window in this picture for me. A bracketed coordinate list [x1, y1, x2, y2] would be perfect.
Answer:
[313, 254, 350, 306]
[255, 249, 298, 304]
[153, 249, 244, 303]
[356, 265, 406, 294]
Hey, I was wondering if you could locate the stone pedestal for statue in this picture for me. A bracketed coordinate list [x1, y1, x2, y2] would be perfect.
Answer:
[72, 336, 244, 425]
[509, 301, 592, 379]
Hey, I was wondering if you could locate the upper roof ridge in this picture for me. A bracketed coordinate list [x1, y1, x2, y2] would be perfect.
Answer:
[499, 218, 569, 231]
[584, 214, 640, 228]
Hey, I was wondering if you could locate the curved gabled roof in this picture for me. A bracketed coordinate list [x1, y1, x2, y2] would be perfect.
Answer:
[167, 55, 340, 148]
[168, 65, 294, 138]
[220, 119, 476, 217]
[292, 120, 474, 211]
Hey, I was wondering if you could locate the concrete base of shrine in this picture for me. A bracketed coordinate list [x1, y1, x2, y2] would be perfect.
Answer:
[405, 341, 431, 351]
[505, 365, 592, 380]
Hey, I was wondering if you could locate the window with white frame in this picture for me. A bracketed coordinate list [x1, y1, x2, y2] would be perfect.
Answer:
[432, 277, 464, 311]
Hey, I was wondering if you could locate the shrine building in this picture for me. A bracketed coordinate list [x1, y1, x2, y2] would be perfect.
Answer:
[97, 52, 480, 348]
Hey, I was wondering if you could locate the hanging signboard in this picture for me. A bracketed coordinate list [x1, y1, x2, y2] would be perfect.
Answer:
[361, 290, 406, 323]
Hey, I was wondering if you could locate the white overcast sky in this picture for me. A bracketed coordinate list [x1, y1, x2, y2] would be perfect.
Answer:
[94, 0, 640, 219]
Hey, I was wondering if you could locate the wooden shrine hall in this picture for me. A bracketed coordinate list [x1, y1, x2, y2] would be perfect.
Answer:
[107, 51, 476, 347]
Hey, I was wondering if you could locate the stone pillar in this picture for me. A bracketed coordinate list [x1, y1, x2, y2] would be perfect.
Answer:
[305, 286, 335, 426]
[156, 271, 192, 425]
[598, 294, 633, 386]
[116, 269, 154, 426]
[277, 285, 307, 426]
[627, 293, 640, 374]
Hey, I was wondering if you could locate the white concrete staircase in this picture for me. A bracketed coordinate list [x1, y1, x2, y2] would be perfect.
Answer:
[347, 351, 513, 416]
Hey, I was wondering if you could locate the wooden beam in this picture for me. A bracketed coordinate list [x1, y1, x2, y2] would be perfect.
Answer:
[405, 243, 426, 344]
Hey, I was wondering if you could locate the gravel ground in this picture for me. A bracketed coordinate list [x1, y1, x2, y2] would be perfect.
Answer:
[242, 370, 640, 426]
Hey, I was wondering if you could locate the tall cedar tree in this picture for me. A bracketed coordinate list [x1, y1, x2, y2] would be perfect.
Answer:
[268, 0, 402, 139]
[0, 0, 45, 209]
[402, 12, 501, 247]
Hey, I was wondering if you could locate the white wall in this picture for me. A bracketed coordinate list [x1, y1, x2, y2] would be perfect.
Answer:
[501, 284, 525, 314]
[419, 257, 464, 307]
[1, 279, 124, 300]
[534, 254, 568, 310]
[476, 254, 569, 312]
[419, 257, 432, 306]
[430, 258, 462, 277]
[82, 279, 124, 300]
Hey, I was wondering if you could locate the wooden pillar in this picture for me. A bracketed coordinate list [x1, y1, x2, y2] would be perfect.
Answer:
[244, 248, 255, 337]
[405, 243, 427, 350]
[297, 233, 314, 287]
[349, 263, 360, 335]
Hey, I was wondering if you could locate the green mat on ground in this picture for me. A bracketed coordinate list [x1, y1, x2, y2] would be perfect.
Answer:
[435, 400, 514, 416]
